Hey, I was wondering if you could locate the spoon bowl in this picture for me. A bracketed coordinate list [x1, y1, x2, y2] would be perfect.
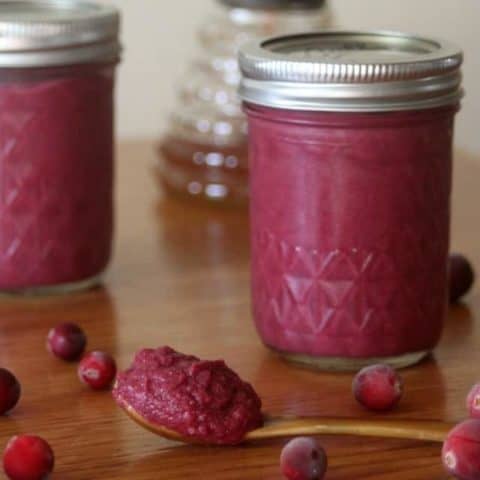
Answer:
[122, 404, 208, 445]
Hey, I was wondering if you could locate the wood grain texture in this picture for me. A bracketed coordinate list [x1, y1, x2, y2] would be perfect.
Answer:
[0, 141, 479, 479]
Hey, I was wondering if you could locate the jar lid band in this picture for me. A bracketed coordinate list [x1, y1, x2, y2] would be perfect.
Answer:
[239, 31, 464, 112]
[0, 0, 121, 67]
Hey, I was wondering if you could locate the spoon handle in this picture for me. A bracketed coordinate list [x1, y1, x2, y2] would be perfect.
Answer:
[246, 417, 454, 443]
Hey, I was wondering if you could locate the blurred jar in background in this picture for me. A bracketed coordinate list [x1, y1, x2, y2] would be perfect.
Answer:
[0, 1, 121, 295]
[157, 0, 332, 206]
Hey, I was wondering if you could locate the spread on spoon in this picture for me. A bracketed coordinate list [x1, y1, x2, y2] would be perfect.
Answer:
[113, 346, 263, 445]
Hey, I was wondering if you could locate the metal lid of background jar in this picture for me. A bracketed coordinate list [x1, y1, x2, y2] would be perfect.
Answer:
[0, 0, 120, 67]
[219, 0, 325, 10]
[239, 31, 464, 112]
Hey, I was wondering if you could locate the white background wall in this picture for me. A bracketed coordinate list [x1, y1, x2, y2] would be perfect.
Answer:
[107, 0, 480, 155]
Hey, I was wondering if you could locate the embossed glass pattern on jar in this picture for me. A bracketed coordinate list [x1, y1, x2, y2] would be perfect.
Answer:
[0, 1, 121, 294]
[239, 31, 464, 370]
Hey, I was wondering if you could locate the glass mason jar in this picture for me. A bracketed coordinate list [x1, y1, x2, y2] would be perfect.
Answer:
[239, 31, 464, 370]
[157, 0, 332, 206]
[0, 1, 121, 294]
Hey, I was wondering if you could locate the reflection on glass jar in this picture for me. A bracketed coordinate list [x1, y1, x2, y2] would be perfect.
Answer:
[157, 0, 332, 206]
[0, 1, 121, 294]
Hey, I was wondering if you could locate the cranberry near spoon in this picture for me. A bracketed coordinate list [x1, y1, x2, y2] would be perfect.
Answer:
[119, 401, 452, 445]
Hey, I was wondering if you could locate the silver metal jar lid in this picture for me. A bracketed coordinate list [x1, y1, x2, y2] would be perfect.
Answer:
[0, 0, 120, 68]
[239, 31, 464, 112]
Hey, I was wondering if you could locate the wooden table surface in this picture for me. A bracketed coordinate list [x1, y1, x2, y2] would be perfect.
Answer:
[0, 141, 479, 479]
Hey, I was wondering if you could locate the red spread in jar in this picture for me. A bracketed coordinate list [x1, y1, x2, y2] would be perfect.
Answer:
[0, 68, 114, 290]
[0, 1, 120, 293]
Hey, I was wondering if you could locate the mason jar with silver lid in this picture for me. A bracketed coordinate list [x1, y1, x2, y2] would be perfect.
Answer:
[239, 31, 463, 370]
[0, 1, 121, 294]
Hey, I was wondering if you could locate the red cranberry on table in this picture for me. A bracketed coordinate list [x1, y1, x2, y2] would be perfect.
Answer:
[47, 323, 87, 361]
[280, 437, 327, 480]
[467, 383, 480, 419]
[78, 351, 117, 390]
[443, 419, 480, 480]
[450, 253, 475, 303]
[0, 369, 21, 416]
[3, 435, 54, 480]
[352, 364, 404, 412]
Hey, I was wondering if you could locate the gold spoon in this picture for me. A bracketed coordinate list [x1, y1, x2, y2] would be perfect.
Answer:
[120, 403, 452, 445]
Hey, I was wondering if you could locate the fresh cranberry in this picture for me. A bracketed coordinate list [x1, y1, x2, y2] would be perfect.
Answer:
[0, 369, 21, 416]
[47, 323, 87, 361]
[450, 253, 475, 303]
[280, 437, 327, 480]
[443, 419, 480, 480]
[467, 383, 480, 419]
[352, 364, 403, 412]
[3, 435, 54, 480]
[78, 351, 117, 390]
